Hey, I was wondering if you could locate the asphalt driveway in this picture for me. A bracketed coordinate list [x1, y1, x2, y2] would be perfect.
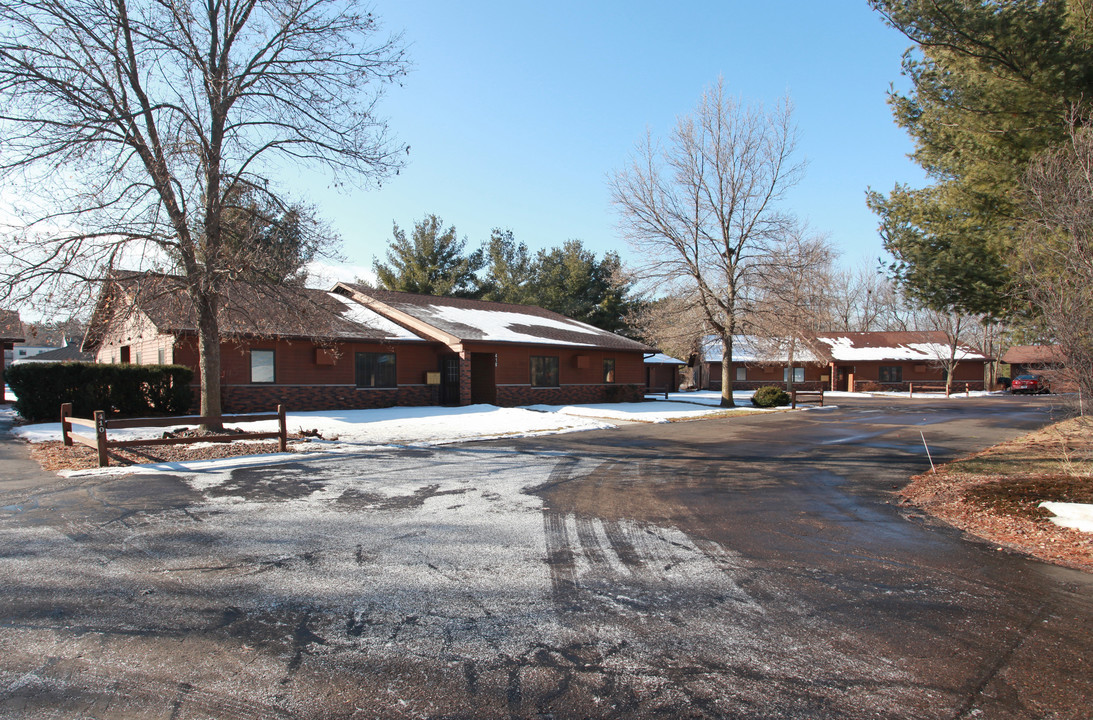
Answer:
[0, 395, 1089, 719]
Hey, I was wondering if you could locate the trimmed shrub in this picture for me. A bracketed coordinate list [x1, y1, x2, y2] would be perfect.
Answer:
[6, 362, 193, 422]
[751, 385, 790, 408]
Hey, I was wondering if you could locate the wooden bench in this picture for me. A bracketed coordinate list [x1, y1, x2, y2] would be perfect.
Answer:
[790, 390, 824, 409]
[61, 403, 288, 467]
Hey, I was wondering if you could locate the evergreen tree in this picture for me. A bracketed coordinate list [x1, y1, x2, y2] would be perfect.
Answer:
[527, 240, 635, 335]
[478, 229, 535, 304]
[868, 0, 1093, 316]
[373, 214, 484, 297]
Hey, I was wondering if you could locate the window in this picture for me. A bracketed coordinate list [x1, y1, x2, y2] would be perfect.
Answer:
[783, 367, 805, 383]
[879, 366, 903, 383]
[158, 349, 165, 365]
[530, 356, 559, 387]
[250, 349, 275, 383]
[135, 351, 143, 365]
[603, 358, 615, 383]
[355, 352, 396, 388]
[735, 366, 747, 381]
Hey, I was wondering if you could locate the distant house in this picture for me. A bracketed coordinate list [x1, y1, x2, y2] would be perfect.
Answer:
[11, 342, 94, 365]
[643, 352, 685, 393]
[1001, 345, 1066, 377]
[82, 274, 654, 413]
[1, 309, 25, 380]
[695, 332, 991, 392]
[698, 335, 828, 391]
[813, 332, 990, 392]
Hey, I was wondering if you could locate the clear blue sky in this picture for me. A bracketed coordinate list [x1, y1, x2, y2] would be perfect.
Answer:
[299, 1, 927, 283]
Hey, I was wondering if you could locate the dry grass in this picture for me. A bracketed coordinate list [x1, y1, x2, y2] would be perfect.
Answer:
[901, 416, 1093, 573]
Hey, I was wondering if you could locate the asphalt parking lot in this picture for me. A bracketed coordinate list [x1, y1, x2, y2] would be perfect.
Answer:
[0, 395, 1090, 719]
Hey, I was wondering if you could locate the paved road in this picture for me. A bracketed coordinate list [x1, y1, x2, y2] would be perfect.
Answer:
[0, 396, 1089, 719]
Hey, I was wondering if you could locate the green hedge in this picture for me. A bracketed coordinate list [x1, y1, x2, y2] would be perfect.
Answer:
[751, 385, 790, 408]
[5, 362, 193, 422]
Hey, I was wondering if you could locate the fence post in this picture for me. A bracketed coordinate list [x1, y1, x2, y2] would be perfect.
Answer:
[819, 391, 824, 407]
[93, 410, 108, 468]
[965, 383, 970, 397]
[60, 403, 73, 447]
[908, 383, 914, 398]
[277, 404, 287, 452]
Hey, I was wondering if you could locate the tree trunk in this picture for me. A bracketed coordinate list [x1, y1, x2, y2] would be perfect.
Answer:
[720, 334, 734, 408]
[194, 292, 223, 430]
[786, 341, 796, 392]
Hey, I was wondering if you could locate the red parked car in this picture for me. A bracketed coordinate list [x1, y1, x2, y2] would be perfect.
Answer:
[1011, 374, 1051, 394]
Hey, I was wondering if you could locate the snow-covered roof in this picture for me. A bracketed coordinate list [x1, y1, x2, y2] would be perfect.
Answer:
[701, 335, 825, 364]
[336, 285, 654, 352]
[327, 293, 425, 341]
[814, 332, 989, 362]
[644, 352, 685, 365]
[698, 332, 990, 364]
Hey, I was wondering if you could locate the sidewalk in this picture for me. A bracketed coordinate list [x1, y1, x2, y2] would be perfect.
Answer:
[0, 406, 61, 492]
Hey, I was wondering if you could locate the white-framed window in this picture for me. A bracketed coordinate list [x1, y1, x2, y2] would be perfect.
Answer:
[735, 366, 747, 381]
[250, 349, 275, 383]
[783, 367, 805, 383]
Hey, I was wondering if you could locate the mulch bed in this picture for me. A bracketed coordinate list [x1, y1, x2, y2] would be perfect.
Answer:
[29, 427, 314, 472]
[900, 417, 1093, 573]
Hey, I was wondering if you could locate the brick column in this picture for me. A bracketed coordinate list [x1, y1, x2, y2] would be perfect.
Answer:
[459, 349, 473, 406]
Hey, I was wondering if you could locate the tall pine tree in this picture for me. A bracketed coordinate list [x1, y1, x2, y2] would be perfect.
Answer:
[868, 0, 1093, 316]
[373, 214, 484, 297]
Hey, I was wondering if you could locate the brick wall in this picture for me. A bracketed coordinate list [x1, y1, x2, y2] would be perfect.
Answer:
[220, 384, 441, 414]
[495, 383, 644, 406]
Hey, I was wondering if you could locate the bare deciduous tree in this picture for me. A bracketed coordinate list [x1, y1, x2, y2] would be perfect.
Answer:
[748, 224, 835, 391]
[1021, 116, 1093, 410]
[0, 0, 408, 418]
[611, 78, 803, 407]
[919, 307, 980, 396]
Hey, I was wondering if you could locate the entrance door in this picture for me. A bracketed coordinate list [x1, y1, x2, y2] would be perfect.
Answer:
[440, 355, 461, 405]
[470, 353, 496, 405]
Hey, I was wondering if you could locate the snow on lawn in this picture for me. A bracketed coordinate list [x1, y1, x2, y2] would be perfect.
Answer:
[11, 404, 613, 448]
[1040, 501, 1093, 533]
[533, 394, 776, 423]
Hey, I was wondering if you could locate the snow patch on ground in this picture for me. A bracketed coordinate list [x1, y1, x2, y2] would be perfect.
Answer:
[1039, 501, 1093, 533]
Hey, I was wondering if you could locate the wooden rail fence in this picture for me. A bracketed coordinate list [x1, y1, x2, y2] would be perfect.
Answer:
[790, 390, 824, 409]
[908, 383, 971, 398]
[60, 403, 287, 468]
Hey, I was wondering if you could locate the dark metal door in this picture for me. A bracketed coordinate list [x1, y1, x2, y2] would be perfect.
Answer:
[440, 355, 461, 405]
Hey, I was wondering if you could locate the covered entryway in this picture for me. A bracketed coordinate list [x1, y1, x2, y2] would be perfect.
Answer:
[470, 353, 496, 405]
[833, 365, 854, 392]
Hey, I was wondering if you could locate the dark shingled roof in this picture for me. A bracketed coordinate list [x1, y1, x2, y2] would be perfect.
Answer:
[337, 284, 655, 352]
[13, 343, 93, 364]
[1001, 344, 1065, 365]
[83, 274, 426, 352]
[0, 309, 24, 343]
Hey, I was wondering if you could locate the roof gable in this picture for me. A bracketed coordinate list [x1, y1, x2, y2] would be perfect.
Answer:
[84, 274, 429, 352]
